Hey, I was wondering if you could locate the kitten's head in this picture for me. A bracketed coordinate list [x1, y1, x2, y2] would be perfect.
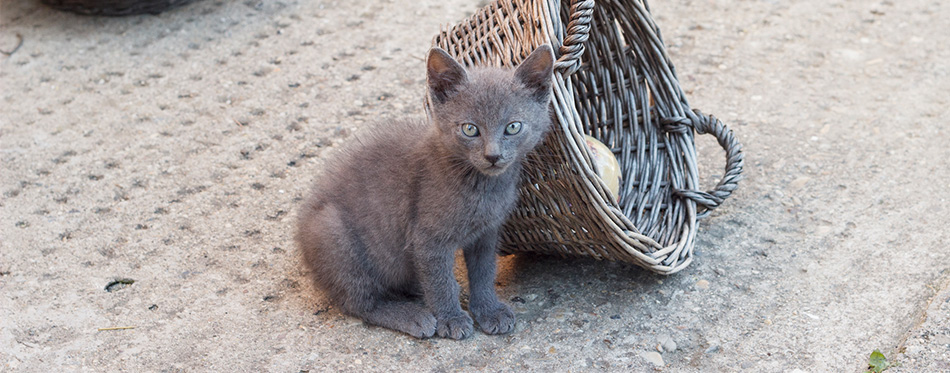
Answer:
[426, 45, 554, 177]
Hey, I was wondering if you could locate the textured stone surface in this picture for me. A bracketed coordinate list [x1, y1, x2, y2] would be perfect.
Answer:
[1, 0, 948, 371]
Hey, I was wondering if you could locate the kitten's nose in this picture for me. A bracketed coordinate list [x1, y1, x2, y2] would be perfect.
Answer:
[485, 154, 501, 165]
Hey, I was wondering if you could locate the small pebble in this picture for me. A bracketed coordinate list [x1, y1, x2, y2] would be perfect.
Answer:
[640, 351, 664, 366]
[656, 333, 675, 353]
[695, 279, 710, 290]
[705, 345, 720, 354]
[662, 339, 677, 352]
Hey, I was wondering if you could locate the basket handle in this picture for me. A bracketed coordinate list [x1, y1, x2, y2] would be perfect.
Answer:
[554, 0, 595, 76]
[674, 110, 744, 218]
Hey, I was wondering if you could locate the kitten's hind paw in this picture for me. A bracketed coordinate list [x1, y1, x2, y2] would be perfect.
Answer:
[403, 312, 437, 339]
[358, 301, 436, 339]
[473, 303, 516, 335]
[436, 313, 474, 340]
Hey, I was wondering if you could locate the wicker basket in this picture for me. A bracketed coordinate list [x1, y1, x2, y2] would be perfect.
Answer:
[430, 0, 744, 274]
[41, 0, 193, 16]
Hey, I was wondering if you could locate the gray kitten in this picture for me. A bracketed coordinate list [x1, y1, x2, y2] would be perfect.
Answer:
[296, 45, 554, 339]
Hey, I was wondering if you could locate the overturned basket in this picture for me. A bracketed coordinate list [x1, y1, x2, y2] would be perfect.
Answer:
[431, 0, 743, 274]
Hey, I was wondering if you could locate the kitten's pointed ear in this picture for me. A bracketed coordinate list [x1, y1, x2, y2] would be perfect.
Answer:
[427, 48, 468, 104]
[514, 44, 555, 102]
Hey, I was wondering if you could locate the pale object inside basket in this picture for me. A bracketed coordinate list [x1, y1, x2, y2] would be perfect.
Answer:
[584, 135, 621, 203]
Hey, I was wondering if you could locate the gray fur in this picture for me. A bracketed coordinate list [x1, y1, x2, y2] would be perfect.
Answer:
[296, 45, 554, 339]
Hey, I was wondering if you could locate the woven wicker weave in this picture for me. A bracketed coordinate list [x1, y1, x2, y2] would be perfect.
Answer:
[430, 0, 744, 274]
[41, 0, 193, 16]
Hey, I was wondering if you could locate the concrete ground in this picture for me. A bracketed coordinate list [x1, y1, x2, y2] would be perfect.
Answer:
[2, 0, 948, 371]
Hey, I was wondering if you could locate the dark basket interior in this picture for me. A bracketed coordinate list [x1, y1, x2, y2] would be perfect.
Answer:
[41, 0, 194, 16]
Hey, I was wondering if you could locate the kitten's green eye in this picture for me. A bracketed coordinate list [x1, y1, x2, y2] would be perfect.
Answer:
[505, 121, 523, 135]
[461, 123, 479, 137]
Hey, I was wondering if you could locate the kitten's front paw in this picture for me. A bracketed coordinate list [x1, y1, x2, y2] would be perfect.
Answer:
[436, 313, 473, 340]
[473, 303, 515, 335]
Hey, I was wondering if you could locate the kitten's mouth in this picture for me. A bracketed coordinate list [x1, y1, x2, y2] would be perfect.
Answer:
[481, 164, 508, 176]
